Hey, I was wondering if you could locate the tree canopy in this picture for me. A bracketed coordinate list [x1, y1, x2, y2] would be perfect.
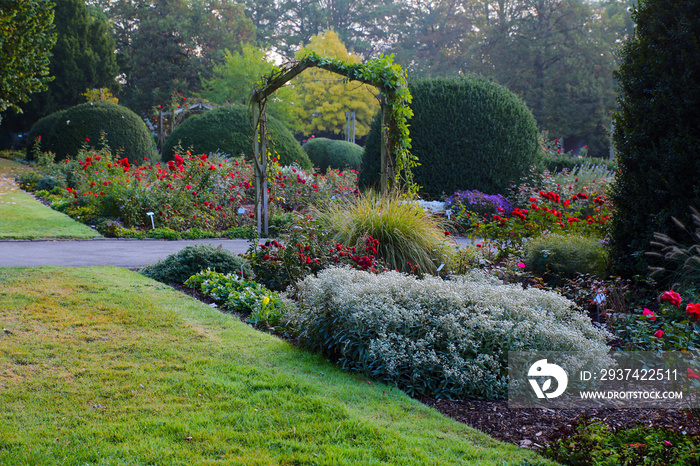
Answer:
[3, 0, 118, 133]
[95, 0, 255, 115]
[291, 30, 379, 138]
[0, 0, 56, 118]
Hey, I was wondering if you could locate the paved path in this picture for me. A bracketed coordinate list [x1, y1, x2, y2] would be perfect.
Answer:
[0, 238, 254, 268]
[0, 236, 472, 268]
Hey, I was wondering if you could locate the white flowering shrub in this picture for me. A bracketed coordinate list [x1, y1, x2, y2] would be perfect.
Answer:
[291, 267, 611, 399]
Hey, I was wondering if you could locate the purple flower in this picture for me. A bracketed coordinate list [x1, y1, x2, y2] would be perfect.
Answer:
[445, 190, 513, 217]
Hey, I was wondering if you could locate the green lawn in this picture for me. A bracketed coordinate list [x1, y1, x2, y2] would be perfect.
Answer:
[0, 157, 101, 239]
[0, 267, 556, 465]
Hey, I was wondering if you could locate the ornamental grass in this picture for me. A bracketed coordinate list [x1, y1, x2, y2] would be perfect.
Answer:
[315, 191, 452, 275]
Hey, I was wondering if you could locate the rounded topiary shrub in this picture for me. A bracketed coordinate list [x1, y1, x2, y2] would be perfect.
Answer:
[162, 105, 312, 169]
[139, 244, 247, 285]
[360, 76, 539, 197]
[25, 110, 67, 157]
[26, 102, 155, 162]
[525, 234, 607, 285]
[303, 137, 362, 172]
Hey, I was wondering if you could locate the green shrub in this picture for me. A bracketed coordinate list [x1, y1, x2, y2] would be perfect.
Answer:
[26, 102, 155, 162]
[525, 235, 607, 285]
[184, 269, 286, 327]
[609, 0, 700, 277]
[535, 153, 617, 174]
[543, 420, 700, 466]
[291, 267, 611, 399]
[146, 227, 181, 240]
[245, 218, 384, 292]
[360, 76, 539, 197]
[315, 191, 452, 275]
[36, 176, 64, 192]
[303, 137, 362, 172]
[162, 105, 312, 169]
[25, 110, 66, 157]
[139, 244, 246, 284]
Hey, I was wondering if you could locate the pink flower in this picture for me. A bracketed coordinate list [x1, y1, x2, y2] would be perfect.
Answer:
[517, 262, 526, 269]
[688, 368, 700, 379]
[664, 440, 673, 447]
[654, 329, 664, 338]
[686, 303, 700, 321]
[661, 290, 682, 307]
[642, 308, 656, 321]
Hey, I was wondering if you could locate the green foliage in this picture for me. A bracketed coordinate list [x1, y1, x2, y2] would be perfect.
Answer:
[361, 76, 539, 197]
[7, 0, 119, 133]
[26, 102, 155, 162]
[245, 218, 383, 292]
[25, 110, 66, 156]
[525, 235, 608, 285]
[198, 44, 297, 126]
[302, 137, 362, 172]
[612, 289, 700, 352]
[315, 191, 452, 275]
[184, 269, 286, 327]
[543, 419, 700, 466]
[291, 267, 611, 399]
[536, 154, 617, 174]
[647, 207, 700, 291]
[105, 0, 256, 116]
[0, 0, 56, 114]
[146, 227, 181, 240]
[138, 244, 246, 285]
[162, 105, 311, 169]
[291, 31, 380, 138]
[609, 0, 700, 277]
[255, 50, 415, 193]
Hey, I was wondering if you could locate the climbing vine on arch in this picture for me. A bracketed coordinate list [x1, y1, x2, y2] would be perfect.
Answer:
[249, 50, 417, 234]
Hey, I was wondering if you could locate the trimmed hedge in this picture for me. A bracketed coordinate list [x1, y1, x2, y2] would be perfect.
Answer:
[139, 244, 246, 285]
[609, 0, 700, 277]
[302, 137, 362, 172]
[26, 102, 155, 162]
[360, 76, 538, 197]
[162, 105, 312, 169]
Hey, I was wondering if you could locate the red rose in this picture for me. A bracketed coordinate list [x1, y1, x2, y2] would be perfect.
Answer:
[661, 290, 682, 307]
[686, 303, 700, 321]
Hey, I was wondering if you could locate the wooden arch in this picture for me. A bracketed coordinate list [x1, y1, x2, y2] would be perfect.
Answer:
[250, 52, 414, 235]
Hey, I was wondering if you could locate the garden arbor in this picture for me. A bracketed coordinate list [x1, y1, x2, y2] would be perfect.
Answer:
[250, 51, 415, 234]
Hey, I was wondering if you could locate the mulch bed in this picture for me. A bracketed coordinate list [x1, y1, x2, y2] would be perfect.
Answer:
[418, 398, 700, 450]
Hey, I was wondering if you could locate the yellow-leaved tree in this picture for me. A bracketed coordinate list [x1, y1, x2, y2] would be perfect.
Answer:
[292, 30, 379, 138]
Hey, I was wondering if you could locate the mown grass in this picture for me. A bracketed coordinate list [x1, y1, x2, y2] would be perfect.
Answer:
[0, 157, 100, 239]
[0, 267, 556, 465]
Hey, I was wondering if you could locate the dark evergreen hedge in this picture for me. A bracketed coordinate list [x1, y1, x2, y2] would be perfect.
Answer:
[162, 105, 312, 169]
[26, 102, 155, 162]
[303, 137, 362, 172]
[360, 76, 538, 197]
[609, 0, 700, 277]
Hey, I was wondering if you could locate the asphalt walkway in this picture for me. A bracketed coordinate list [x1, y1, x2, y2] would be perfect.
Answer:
[0, 237, 472, 268]
[0, 238, 253, 268]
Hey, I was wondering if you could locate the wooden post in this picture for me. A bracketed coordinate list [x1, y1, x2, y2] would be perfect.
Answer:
[260, 110, 269, 235]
